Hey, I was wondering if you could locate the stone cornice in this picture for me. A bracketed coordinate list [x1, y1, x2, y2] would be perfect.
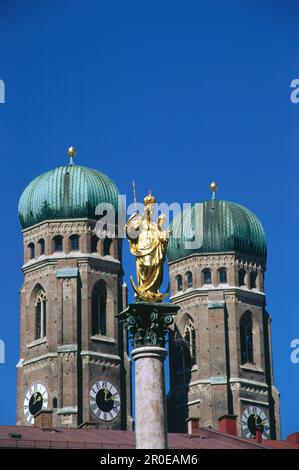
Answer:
[81, 350, 121, 362]
[22, 218, 96, 235]
[23, 352, 57, 365]
[22, 255, 120, 280]
[170, 287, 265, 307]
[168, 252, 265, 272]
[174, 376, 269, 392]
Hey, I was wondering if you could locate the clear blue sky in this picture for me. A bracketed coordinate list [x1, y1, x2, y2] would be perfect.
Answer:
[0, 0, 298, 438]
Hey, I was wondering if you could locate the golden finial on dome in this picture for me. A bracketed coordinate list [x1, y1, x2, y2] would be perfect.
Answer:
[144, 191, 156, 207]
[210, 181, 218, 200]
[68, 146, 76, 157]
[67, 146, 76, 165]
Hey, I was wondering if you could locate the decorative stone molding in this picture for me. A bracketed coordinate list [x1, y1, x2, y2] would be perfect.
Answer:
[169, 254, 235, 275]
[49, 221, 92, 236]
[224, 294, 236, 303]
[171, 295, 208, 307]
[59, 352, 76, 361]
[230, 378, 268, 394]
[169, 253, 265, 275]
[197, 383, 212, 392]
[23, 357, 57, 373]
[81, 350, 121, 363]
[24, 264, 57, 281]
[230, 382, 240, 392]
[175, 380, 212, 391]
[23, 219, 94, 243]
[239, 383, 268, 396]
[81, 354, 120, 369]
[78, 262, 119, 276]
[235, 256, 265, 271]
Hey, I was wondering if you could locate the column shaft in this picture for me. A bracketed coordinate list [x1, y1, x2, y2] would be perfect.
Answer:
[132, 346, 168, 449]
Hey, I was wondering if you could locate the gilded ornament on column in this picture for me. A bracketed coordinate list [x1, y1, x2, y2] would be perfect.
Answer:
[126, 190, 170, 302]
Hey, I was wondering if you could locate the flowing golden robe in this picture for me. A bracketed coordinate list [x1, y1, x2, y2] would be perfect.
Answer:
[126, 212, 169, 302]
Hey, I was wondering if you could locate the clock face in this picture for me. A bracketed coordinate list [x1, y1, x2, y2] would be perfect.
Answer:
[24, 383, 48, 424]
[241, 406, 270, 439]
[89, 380, 121, 421]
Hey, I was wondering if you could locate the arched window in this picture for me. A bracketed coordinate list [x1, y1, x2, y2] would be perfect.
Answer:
[91, 281, 107, 336]
[176, 275, 183, 291]
[186, 271, 193, 288]
[52, 397, 57, 409]
[203, 269, 212, 284]
[238, 269, 246, 287]
[35, 290, 46, 339]
[219, 268, 227, 284]
[28, 242, 35, 259]
[103, 237, 112, 256]
[70, 234, 80, 251]
[184, 319, 196, 367]
[249, 271, 257, 289]
[91, 235, 98, 253]
[53, 235, 63, 252]
[38, 239, 45, 255]
[240, 311, 253, 364]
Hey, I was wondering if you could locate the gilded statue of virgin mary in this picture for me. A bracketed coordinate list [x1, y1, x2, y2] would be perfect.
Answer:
[126, 191, 170, 302]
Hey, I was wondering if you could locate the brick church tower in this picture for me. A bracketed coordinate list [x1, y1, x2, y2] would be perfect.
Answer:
[167, 184, 280, 440]
[16, 149, 132, 429]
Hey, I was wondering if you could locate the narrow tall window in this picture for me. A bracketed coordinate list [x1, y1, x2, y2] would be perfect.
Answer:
[38, 239, 45, 255]
[184, 319, 196, 367]
[70, 234, 80, 251]
[203, 269, 212, 284]
[35, 290, 46, 339]
[186, 271, 193, 288]
[219, 268, 227, 283]
[91, 281, 107, 336]
[91, 235, 98, 253]
[176, 275, 183, 291]
[240, 311, 253, 364]
[103, 237, 112, 256]
[28, 243, 35, 259]
[53, 235, 63, 252]
[239, 269, 246, 287]
[249, 272, 257, 289]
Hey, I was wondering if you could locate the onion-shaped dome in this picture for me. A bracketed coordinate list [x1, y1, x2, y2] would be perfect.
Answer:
[167, 195, 266, 262]
[18, 149, 120, 229]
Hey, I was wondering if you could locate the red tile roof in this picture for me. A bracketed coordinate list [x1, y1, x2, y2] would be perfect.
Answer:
[0, 425, 298, 449]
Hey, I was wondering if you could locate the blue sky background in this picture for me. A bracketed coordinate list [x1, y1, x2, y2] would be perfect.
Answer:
[0, 0, 298, 438]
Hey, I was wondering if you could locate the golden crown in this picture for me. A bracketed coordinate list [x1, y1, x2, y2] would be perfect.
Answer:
[144, 191, 156, 206]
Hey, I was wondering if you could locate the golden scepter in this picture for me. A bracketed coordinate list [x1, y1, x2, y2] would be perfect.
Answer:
[133, 179, 137, 212]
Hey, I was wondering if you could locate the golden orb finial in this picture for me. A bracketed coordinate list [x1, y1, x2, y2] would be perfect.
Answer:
[67, 146, 76, 158]
[210, 181, 218, 192]
[210, 181, 218, 200]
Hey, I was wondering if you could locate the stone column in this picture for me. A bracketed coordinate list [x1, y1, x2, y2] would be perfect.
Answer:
[118, 301, 179, 449]
[132, 346, 168, 449]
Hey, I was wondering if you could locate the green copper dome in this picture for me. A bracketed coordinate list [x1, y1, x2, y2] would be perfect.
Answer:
[167, 199, 266, 262]
[18, 163, 120, 229]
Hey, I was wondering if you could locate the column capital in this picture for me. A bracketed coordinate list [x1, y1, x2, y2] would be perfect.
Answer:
[118, 301, 180, 348]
